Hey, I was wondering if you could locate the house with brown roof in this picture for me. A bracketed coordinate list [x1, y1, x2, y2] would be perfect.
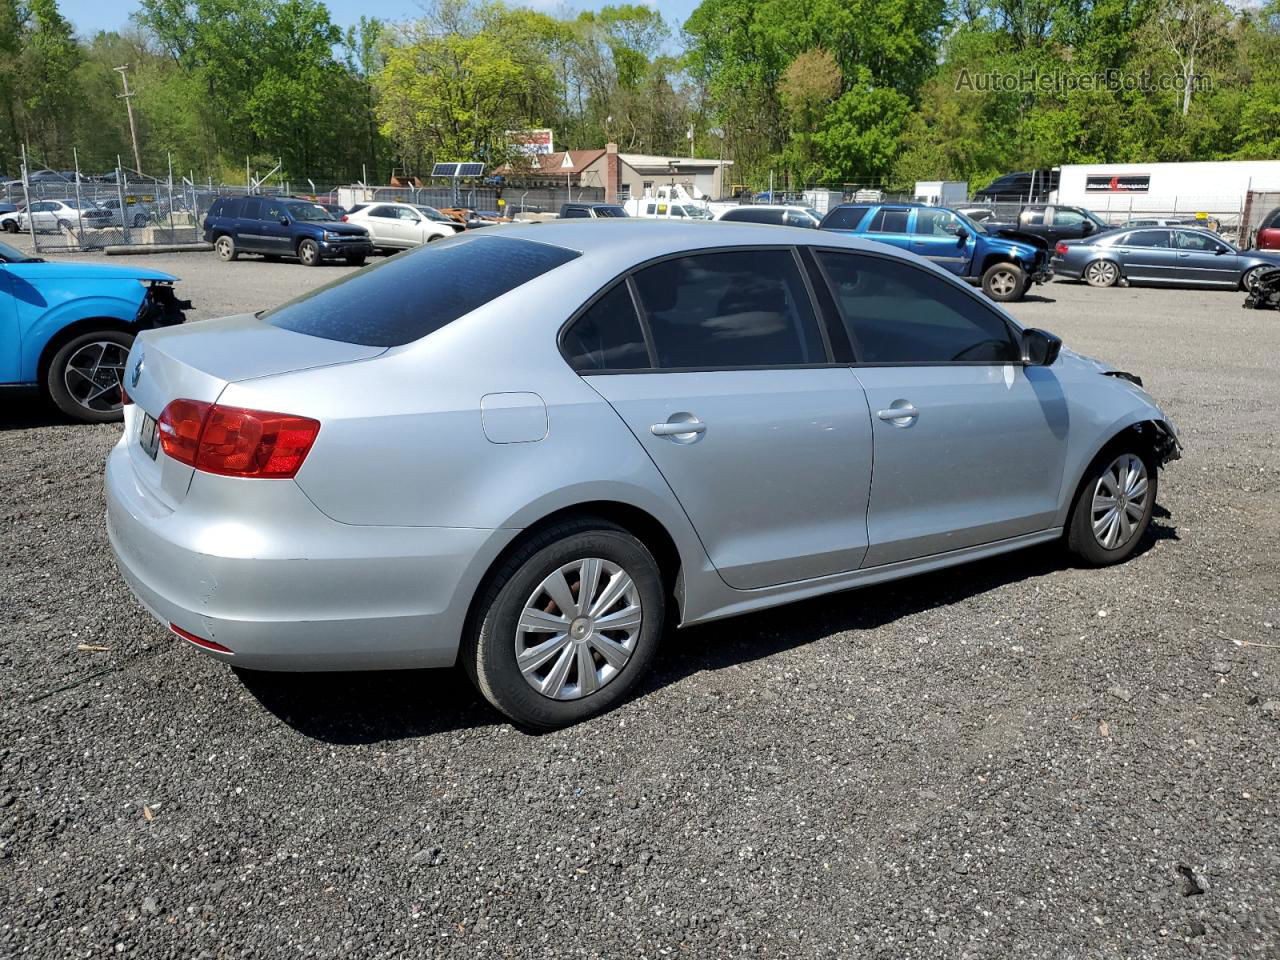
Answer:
[497, 143, 732, 203]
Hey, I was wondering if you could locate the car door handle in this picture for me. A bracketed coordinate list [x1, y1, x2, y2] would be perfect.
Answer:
[877, 404, 919, 422]
[651, 416, 706, 440]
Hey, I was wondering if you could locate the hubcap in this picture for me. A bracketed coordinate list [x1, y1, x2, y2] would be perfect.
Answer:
[64, 340, 129, 413]
[1087, 261, 1117, 285]
[990, 271, 1016, 296]
[515, 557, 642, 701]
[1091, 453, 1150, 550]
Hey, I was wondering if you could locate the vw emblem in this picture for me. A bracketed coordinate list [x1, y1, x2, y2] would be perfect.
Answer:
[130, 352, 145, 389]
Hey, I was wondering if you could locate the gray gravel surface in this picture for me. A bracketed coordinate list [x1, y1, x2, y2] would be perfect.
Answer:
[2, 251, 1278, 958]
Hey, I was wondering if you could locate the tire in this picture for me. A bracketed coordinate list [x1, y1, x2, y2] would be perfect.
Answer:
[1242, 265, 1269, 292]
[56, 219, 72, 233]
[298, 238, 321, 267]
[463, 518, 665, 730]
[1066, 443, 1158, 566]
[345, 254, 367, 266]
[1, 219, 16, 233]
[132, 214, 147, 228]
[426, 233, 443, 242]
[45, 329, 134, 423]
[1084, 259, 1120, 288]
[214, 234, 238, 261]
[981, 262, 1027, 302]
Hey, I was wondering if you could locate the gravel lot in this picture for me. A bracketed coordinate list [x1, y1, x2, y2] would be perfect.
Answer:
[2, 246, 1278, 959]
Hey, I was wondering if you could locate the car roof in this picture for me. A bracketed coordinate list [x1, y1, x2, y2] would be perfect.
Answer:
[724, 204, 812, 212]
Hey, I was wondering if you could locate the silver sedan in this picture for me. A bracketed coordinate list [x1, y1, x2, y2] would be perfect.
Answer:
[1053, 225, 1280, 290]
[106, 221, 1180, 729]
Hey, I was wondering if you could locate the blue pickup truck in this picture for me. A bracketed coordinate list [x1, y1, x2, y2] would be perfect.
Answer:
[819, 202, 1051, 302]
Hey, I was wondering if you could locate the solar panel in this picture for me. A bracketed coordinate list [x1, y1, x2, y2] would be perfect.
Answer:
[457, 163, 485, 177]
[431, 162, 459, 177]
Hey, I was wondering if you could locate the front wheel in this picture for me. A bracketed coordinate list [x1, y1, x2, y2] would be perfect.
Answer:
[1067, 447, 1158, 566]
[298, 238, 321, 267]
[1, 219, 16, 233]
[463, 519, 665, 729]
[981, 262, 1027, 302]
[1242, 265, 1269, 292]
[1084, 259, 1120, 288]
[45, 329, 134, 423]
[132, 214, 147, 227]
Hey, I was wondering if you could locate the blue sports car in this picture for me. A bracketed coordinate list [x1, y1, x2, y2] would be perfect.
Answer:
[0, 239, 189, 422]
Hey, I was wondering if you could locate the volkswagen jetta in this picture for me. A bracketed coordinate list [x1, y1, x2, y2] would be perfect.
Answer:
[106, 221, 1180, 729]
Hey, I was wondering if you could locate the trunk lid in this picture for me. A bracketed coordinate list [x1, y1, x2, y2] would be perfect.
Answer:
[123, 313, 385, 508]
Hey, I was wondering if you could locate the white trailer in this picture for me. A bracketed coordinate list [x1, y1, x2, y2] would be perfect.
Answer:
[1054, 161, 1280, 221]
[914, 180, 968, 206]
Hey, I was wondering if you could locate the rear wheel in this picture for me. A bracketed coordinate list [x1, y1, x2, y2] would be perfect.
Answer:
[981, 262, 1027, 302]
[215, 235, 238, 261]
[1084, 259, 1120, 287]
[298, 238, 321, 267]
[56, 218, 72, 233]
[132, 213, 147, 227]
[1067, 446, 1157, 566]
[45, 329, 133, 423]
[463, 518, 665, 730]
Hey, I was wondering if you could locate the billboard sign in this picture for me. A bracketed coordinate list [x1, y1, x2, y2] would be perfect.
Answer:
[508, 129, 554, 157]
[1086, 174, 1151, 193]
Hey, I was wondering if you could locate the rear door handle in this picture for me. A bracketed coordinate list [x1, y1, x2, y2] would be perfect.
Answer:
[877, 404, 919, 423]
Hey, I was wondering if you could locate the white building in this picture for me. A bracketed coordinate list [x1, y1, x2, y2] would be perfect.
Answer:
[1054, 161, 1280, 217]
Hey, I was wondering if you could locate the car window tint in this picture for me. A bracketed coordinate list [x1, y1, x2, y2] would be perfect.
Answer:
[631, 250, 827, 368]
[221, 198, 243, 218]
[819, 206, 868, 230]
[594, 206, 627, 217]
[262, 235, 581, 348]
[562, 282, 650, 372]
[396, 207, 419, 220]
[262, 200, 285, 221]
[913, 208, 959, 235]
[240, 197, 262, 220]
[1022, 209, 1045, 225]
[1123, 230, 1171, 248]
[817, 251, 1019, 364]
[368, 205, 395, 218]
[562, 208, 589, 218]
[1053, 208, 1085, 226]
[866, 208, 910, 233]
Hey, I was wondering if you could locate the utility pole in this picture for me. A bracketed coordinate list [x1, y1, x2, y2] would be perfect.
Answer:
[114, 65, 143, 174]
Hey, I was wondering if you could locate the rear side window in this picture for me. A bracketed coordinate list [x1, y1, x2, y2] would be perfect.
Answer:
[561, 207, 589, 218]
[630, 250, 827, 368]
[207, 198, 225, 218]
[561, 283, 650, 371]
[866, 208, 910, 233]
[1122, 230, 1171, 248]
[819, 206, 867, 230]
[263, 235, 582, 347]
[220, 197, 244, 218]
[594, 206, 627, 217]
[240, 197, 263, 219]
[817, 251, 1019, 364]
[722, 208, 782, 225]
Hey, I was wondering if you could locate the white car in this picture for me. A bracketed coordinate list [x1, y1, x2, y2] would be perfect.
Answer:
[0, 208, 20, 233]
[17, 199, 113, 232]
[343, 202, 463, 250]
[713, 205, 821, 227]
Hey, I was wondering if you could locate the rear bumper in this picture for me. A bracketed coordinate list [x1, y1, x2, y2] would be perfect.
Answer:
[1050, 256, 1081, 279]
[104, 438, 515, 671]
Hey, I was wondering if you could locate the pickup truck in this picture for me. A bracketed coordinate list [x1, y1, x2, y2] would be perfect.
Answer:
[984, 204, 1111, 243]
[819, 202, 1052, 301]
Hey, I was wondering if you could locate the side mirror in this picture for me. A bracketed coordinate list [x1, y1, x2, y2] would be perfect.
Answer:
[1021, 327, 1062, 366]
[1082, 221, 1094, 234]
[1214, 246, 1227, 255]
[955, 226, 969, 241]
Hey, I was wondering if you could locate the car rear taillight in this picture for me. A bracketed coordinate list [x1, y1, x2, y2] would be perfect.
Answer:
[170, 623, 232, 654]
[157, 399, 320, 478]
[1054, 241, 1068, 255]
[340, 214, 348, 221]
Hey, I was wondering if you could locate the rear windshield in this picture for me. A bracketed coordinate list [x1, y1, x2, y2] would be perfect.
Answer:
[819, 206, 868, 230]
[262, 234, 581, 347]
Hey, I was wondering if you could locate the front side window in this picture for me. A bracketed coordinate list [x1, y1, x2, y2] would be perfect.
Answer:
[396, 206, 421, 220]
[1121, 230, 1171, 248]
[817, 250, 1019, 364]
[1174, 230, 1224, 252]
[630, 249, 827, 368]
[262, 200, 286, 221]
[287, 202, 334, 222]
[263, 235, 581, 347]
[220, 198, 244, 218]
[240, 197, 262, 220]
[866, 208, 910, 234]
[1052, 208, 1086, 227]
[1021, 209, 1046, 225]
[914, 208, 960, 235]
[593, 205, 627, 218]
[561, 283, 650, 372]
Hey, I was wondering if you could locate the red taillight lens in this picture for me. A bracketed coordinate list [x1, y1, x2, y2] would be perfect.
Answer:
[170, 623, 232, 654]
[1054, 241, 1068, 255]
[340, 214, 348, 221]
[156, 399, 319, 478]
[158, 398, 211, 466]
[120, 383, 132, 405]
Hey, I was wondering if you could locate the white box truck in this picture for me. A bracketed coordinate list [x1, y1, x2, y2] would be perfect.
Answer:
[914, 181, 968, 206]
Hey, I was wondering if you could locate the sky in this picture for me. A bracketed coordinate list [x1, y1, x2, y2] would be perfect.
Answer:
[58, 0, 701, 38]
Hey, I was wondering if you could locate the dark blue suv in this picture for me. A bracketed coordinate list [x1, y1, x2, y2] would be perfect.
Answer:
[203, 195, 373, 267]
[820, 203, 1051, 302]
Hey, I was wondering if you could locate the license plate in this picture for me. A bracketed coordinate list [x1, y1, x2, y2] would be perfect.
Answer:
[139, 413, 160, 460]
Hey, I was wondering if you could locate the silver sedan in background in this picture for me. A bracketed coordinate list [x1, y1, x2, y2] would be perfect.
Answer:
[106, 221, 1180, 729]
[1053, 225, 1280, 290]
